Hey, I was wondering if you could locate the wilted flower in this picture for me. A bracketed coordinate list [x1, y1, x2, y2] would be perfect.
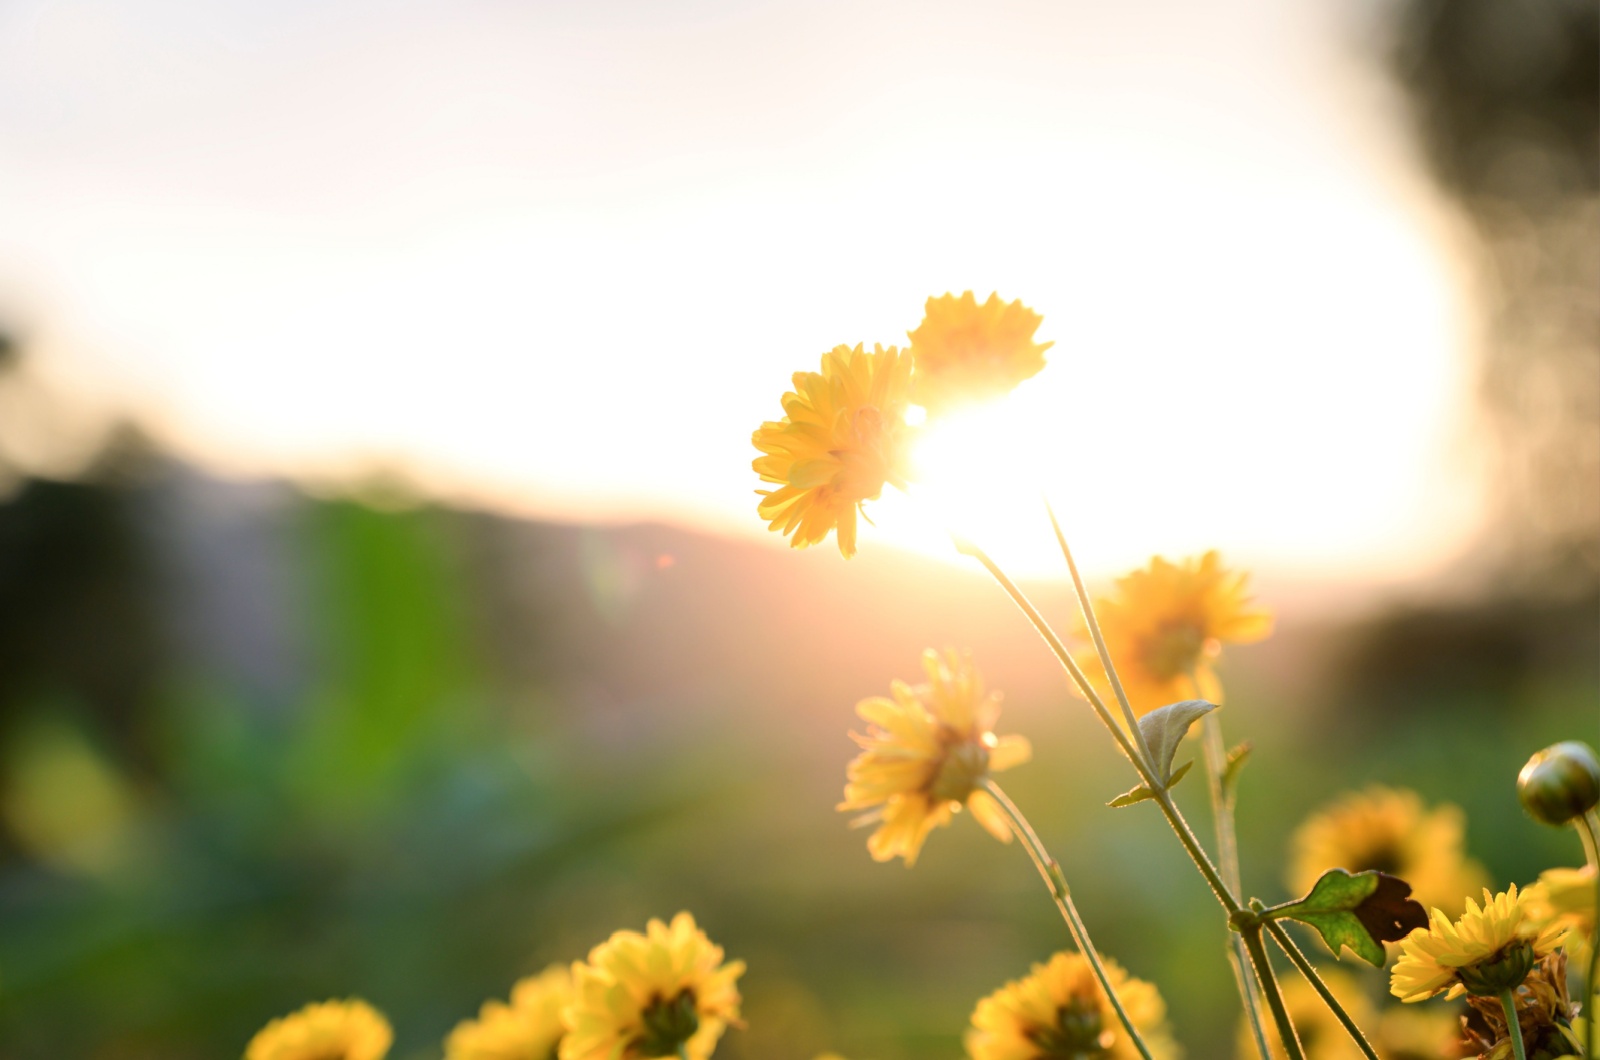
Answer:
[1082, 552, 1272, 716]
[1460, 951, 1579, 1059]
[907, 291, 1051, 415]
[245, 1000, 393, 1060]
[562, 913, 744, 1060]
[1289, 786, 1490, 918]
[445, 964, 571, 1060]
[1391, 886, 1567, 1003]
[838, 648, 1031, 866]
[966, 951, 1179, 1060]
[752, 343, 915, 558]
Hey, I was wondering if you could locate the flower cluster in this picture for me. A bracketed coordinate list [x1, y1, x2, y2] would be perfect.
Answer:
[244, 914, 742, 1060]
[751, 292, 1050, 557]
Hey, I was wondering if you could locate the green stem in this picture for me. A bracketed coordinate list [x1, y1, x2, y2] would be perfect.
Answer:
[1264, 922, 1381, 1060]
[677, 1046, 692, 1060]
[1199, 709, 1272, 1059]
[1500, 989, 1527, 1060]
[960, 541, 1240, 915]
[1575, 809, 1600, 1059]
[965, 539, 1304, 1059]
[1242, 925, 1306, 1060]
[1044, 501, 1155, 767]
[980, 778, 1157, 1060]
[1228, 939, 1275, 1060]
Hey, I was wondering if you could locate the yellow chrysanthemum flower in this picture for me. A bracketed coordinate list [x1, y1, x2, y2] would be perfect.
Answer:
[752, 343, 915, 558]
[906, 291, 1052, 415]
[445, 964, 571, 1060]
[244, 999, 392, 1060]
[1083, 552, 1272, 717]
[1522, 863, 1595, 968]
[966, 951, 1180, 1060]
[1391, 886, 1568, 1003]
[1234, 967, 1376, 1060]
[1288, 786, 1490, 919]
[838, 648, 1032, 866]
[561, 912, 744, 1060]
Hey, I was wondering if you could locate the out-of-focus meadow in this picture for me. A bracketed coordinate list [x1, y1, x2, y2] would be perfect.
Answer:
[0, 1, 1597, 1058]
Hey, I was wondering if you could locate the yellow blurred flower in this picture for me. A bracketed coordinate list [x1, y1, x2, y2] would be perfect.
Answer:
[1391, 886, 1567, 1002]
[838, 648, 1032, 866]
[245, 999, 392, 1060]
[1373, 1003, 1469, 1060]
[1234, 966, 1376, 1060]
[966, 951, 1180, 1060]
[1522, 863, 1595, 968]
[906, 291, 1051, 415]
[445, 964, 571, 1060]
[752, 343, 915, 558]
[561, 912, 744, 1060]
[1083, 552, 1272, 717]
[1288, 786, 1490, 918]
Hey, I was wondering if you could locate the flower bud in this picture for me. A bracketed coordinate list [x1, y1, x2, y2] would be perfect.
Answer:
[1457, 938, 1536, 997]
[1517, 741, 1600, 826]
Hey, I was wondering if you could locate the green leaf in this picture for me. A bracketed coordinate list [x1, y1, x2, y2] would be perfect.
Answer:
[1265, 869, 1428, 967]
[1107, 760, 1194, 807]
[1221, 741, 1252, 798]
[1107, 783, 1156, 808]
[1137, 699, 1216, 787]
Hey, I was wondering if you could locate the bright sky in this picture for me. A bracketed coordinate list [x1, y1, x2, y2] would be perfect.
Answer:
[0, 0, 1484, 581]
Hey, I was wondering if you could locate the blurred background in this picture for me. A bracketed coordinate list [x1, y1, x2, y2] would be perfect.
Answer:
[0, 0, 1595, 1056]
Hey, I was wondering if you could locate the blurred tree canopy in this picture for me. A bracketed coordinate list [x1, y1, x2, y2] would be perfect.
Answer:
[1390, 0, 1600, 591]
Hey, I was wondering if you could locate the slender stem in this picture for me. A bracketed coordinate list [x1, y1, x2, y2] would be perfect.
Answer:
[1575, 809, 1600, 1059]
[967, 540, 1307, 1060]
[1500, 989, 1527, 1060]
[961, 542, 1240, 915]
[1229, 938, 1275, 1060]
[677, 1046, 692, 1060]
[1200, 708, 1272, 1058]
[980, 778, 1157, 1060]
[1044, 501, 1154, 766]
[1265, 922, 1381, 1060]
[1241, 925, 1306, 1060]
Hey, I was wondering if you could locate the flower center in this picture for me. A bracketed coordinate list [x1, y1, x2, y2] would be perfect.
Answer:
[633, 990, 700, 1057]
[930, 740, 990, 803]
[1143, 623, 1208, 682]
[1350, 842, 1402, 877]
[1028, 996, 1113, 1057]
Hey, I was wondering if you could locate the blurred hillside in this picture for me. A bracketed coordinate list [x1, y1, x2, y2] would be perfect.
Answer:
[0, 452, 1593, 1058]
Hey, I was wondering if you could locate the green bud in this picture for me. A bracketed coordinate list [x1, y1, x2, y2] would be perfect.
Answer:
[635, 990, 700, 1056]
[1517, 741, 1600, 825]
[1456, 938, 1536, 996]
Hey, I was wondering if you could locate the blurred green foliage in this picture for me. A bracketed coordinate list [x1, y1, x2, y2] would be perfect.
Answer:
[0, 471, 1592, 1059]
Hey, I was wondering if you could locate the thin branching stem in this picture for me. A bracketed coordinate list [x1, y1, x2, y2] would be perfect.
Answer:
[980, 778, 1157, 1060]
[1044, 501, 1154, 766]
[1242, 926, 1306, 1060]
[1199, 708, 1272, 1059]
[1265, 922, 1381, 1060]
[958, 540, 1239, 915]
